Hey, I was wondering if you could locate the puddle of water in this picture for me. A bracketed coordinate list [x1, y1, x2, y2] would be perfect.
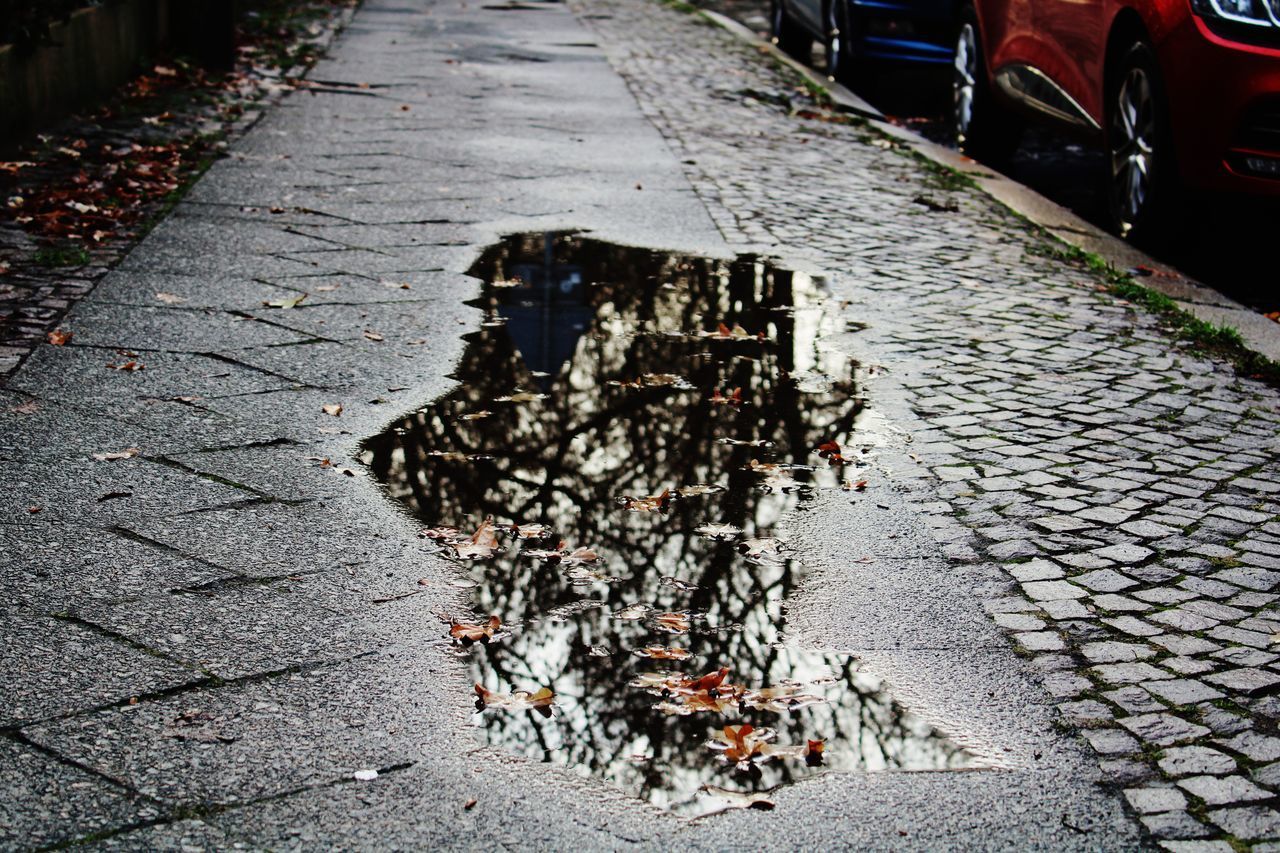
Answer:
[362, 233, 977, 816]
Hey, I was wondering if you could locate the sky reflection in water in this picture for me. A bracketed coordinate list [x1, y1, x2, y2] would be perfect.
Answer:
[363, 234, 976, 815]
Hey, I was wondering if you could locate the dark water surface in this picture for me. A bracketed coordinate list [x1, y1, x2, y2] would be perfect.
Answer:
[362, 233, 977, 815]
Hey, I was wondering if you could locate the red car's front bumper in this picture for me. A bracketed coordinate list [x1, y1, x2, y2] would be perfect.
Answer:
[1159, 12, 1280, 196]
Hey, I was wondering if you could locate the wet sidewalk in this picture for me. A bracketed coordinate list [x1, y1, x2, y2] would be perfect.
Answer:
[2, 0, 1277, 848]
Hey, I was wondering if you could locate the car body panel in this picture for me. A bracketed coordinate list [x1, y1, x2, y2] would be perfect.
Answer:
[974, 0, 1280, 195]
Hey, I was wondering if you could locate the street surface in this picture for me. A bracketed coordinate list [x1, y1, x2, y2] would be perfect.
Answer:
[2, 0, 1279, 847]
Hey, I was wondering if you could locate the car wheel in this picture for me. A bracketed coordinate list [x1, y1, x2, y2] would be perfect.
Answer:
[824, 0, 861, 85]
[771, 0, 812, 60]
[1106, 40, 1174, 241]
[952, 6, 1020, 165]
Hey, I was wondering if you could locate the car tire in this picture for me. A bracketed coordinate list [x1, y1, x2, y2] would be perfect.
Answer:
[824, 0, 862, 86]
[771, 0, 812, 61]
[1105, 40, 1175, 242]
[952, 6, 1020, 166]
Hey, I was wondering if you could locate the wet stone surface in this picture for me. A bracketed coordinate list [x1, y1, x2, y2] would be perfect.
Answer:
[363, 233, 976, 814]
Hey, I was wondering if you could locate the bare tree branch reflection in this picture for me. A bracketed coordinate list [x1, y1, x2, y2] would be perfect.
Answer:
[363, 234, 974, 814]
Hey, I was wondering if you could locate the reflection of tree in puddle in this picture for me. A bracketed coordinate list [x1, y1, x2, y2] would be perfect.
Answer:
[363, 234, 975, 815]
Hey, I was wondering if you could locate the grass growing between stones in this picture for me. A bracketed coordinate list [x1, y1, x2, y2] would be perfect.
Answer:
[1029, 241, 1280, 388]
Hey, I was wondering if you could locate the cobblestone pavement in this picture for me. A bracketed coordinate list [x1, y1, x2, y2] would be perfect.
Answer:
[585, 0, 1280, 845]
[1, 0, 1277, 847]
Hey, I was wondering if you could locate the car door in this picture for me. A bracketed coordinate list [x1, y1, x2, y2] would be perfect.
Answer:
[1029, 0, 1105, 127]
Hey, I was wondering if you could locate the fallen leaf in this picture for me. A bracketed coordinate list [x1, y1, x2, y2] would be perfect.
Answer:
[464, 798, 477, 810]
[613, 603, 653, 621]
[633, 646, 693, 661]
[654, 612, 691, 634]
[678, 484, 725, 497]
[106, 360, 145, 371]
[11, 400, 40, 415]
[843, 479, 869, 491]
[322, 403, 343, 416]
[710, 387, 743, 406]
[363, 330, 384, 342]
[508, 522, 550, 539]
[695, 522, 740, 540]
[264, 293, 307, 309]
[620, 488, 673, 512]
[815, 440, 848, 465]
[452, 517, 501, 560]
[154, 292, 186, 304]
[46, 329, 72, 346]
[459, 411, 492, 421]
[449, 615, 502, 645]
[474, 684, 554, 717]
[493, 391, 547, 403]
[92, 447, 140, 462]
[738, 537, 781, 562]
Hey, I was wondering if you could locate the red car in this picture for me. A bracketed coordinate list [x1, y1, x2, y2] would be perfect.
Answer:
[953, 0, 1280, 238]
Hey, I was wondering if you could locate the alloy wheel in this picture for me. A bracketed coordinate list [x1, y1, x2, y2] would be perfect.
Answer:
[1109, 66, 1156, 236]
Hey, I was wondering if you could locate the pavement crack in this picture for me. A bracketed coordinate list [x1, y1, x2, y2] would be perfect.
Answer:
[145, 455, 277, 498]
[198, 349, 322, 387]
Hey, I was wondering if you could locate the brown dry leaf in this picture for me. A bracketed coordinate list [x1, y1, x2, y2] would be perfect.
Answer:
[842, 479, 869, 491]
[459, 411, 492, 421]
[106, 360, 145, 371]
[620, 488, 673, 513]
[654, 612, 691, 634]
[494, 391, 547, 403]
[742, 684, 827, 713]
[613, 603, 653, 621]
[695, 522, 740, 540]
[449, 615, 502, 645]
[633, 646, 693, 661]
[815, 440, 847, 465]
[697, 322, 761, 341]
[363, 330, 385, 342]
[710, 723, 770, 767]
[263, 293, 307, 309]
[421, 525, 461, 541]
[46, 329, 72, 346]
[716, 438, 773, 447]
[473, 684, 554, 717]
[91, 447, 140, 462]
[709, 387, 743, 406]
[154, 292, 186, 304]
[678, 483, 725, 498]
[508, 523, 549, 540]
[11, 400, 40, 415]
[738, 537, 780, 559]
[322, 403, 343, 416]
[453, 517, 500, 560]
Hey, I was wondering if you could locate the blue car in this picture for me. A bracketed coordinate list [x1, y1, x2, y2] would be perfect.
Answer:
[769, 0, 958, 83]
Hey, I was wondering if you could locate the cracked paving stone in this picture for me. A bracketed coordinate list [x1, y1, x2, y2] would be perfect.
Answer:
[74, 580, 373, 680]
[22, 650, 457, 808]
[0, 609, 201, 726]
[0, 738, 152, 849]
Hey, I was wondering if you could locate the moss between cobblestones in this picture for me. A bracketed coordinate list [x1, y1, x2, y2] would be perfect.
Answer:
[1031, 240, 1280, 387]
[31, 245, 90, 267]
